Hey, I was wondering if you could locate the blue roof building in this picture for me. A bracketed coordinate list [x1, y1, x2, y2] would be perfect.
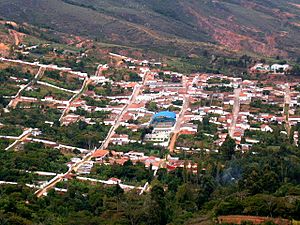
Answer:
[151, 111, 176, 127]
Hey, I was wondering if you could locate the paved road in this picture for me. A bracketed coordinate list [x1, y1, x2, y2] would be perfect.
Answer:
[229, 87, 241, 138]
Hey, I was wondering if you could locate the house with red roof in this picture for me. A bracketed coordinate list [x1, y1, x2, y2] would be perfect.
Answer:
[92, 150, 109, 161]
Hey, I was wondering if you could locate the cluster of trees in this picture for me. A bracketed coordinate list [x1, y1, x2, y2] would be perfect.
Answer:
[0, 67, 33, 80]
[244, 126, 288, 147]
[0, 142, 68, 182]
[0, 107, 61, 128]
[0, 95, 9, 109]
[82, 96, 110, 108]
[196, 116, 218, 136]
[75, 108, 109, 121]
[0, 67, 33, 96]
[1, 104, 111, 149]
[129, 72, 142, 82]
[0, 125, 23, 136]
[104, 69, 141, 82]
[250, 99, 282, 114]
[23, 85, 73, 100]
[1, 127, 300, 224]
[207, 78, 230, 84]
[0, 106, 110, 150]
[91, 83, 129, 96]
[115, 126, 143, 141]
[145, 102, 159, 112]
[171, 100, 183, 106]
[90, 160, 153, 185]
[30, 45, 54, 55]
[0, 139, 12, 151]
[41, 121, 110, 150]
[157, 72, 181, 83]
[176, 116, 218, 149]
[43, 71, 83, 90]
[288, 65, 300, 76]
[0, 180, 197, 225]
[39, 56, 96, 74]
[204, 85, 234, 93]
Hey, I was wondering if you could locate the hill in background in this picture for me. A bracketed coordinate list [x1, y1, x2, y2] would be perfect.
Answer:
[0, 0, 300, 59]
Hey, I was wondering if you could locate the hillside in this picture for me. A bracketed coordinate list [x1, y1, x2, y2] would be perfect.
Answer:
[0, 0, 300, 58]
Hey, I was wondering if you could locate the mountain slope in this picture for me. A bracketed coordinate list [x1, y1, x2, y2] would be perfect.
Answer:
[0, 0, 300, 58]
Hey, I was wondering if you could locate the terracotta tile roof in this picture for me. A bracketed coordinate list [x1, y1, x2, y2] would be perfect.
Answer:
[93, 150, 109, 158]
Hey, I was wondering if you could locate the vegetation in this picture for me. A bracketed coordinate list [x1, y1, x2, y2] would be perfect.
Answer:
[22, 85, 73, 100]
[204, 86, 234, 93]
[108, 142, 167, 158]
[74, 108, 109, 121]
[0, 67, 33, 96]
[207, 78, 230, 84]
[1, 2, 300, 222]
[90, 83, 131, 96]
[250, 99, 283, 114]
[41, 70, 83, 91]
[172, 100, 183, 106]
[82, 96, 110, 108]
[1, 0, 299, 59]
[41, 121, 110, 149]
[115, 126, 143, 141]
[0, 107, 61, 128]
[90, 160, 153, 185]
[145, 102, 159, 112]
[0, 125, 23, 136]
[0, 142, 68, 182]
[1, 140, 300, 225]
[176, 116, 218, 149]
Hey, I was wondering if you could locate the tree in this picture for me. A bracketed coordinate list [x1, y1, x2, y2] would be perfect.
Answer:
[129, 72, 142, 82]
[176, 183, 197, 212]
[220, 136, 236, 160]
[145, 184, 168, 225]
[121, 192, 146, 225]
[146, 102, 158, 112]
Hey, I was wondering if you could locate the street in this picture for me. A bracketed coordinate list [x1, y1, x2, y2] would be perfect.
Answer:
[283, 83, 291, 136]
[229, 87, 241, 138]
[6, 66, 46, 109]
[35, 72, 148, 197]
[168, 75, 189, 152]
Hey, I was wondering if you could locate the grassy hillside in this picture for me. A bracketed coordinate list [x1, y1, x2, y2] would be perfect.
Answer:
[0, 0, 300, 59]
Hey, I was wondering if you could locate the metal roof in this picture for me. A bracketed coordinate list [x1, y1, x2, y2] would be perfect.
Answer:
[153, 111, 176, 119]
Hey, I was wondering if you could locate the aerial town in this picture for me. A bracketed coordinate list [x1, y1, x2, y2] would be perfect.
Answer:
[1, 1, 300, 223]
[0, 50, 298, 199]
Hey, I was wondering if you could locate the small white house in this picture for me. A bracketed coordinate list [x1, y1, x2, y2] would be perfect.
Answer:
[260, 124, 273, 132]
